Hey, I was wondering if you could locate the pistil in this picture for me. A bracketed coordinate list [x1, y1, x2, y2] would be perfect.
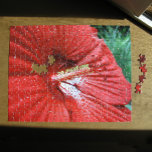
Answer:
[52, 64, 92, 82]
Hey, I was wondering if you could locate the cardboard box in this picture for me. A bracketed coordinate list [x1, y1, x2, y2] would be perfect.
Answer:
[111, 0, 152, 16]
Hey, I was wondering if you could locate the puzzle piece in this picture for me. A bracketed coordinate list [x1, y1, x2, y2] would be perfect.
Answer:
[139, 64, 147, 75]
[139, 75, 146, 83]
[138, 54, 146, 63]
[135, 83, 141, 94]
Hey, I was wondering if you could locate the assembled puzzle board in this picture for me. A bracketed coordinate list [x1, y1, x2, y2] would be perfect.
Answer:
[8, 25, 131, 122]
[0, 17, 152, 129]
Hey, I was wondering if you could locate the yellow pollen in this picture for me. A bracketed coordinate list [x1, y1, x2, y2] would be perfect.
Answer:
[57, 64, 90, 75]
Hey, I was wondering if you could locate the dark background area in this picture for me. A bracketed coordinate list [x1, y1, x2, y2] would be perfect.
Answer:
[0, 0, 151, 33]
[0, 126, 152, 152]
[0, 0, 152, 151]
[0, 0, 125, 18]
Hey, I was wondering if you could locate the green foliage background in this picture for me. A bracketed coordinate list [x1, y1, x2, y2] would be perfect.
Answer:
[91, 25, 131, 83]
[91, 25, 132, 110]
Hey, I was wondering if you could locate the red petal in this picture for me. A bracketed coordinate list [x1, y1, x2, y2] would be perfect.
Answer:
[59, 82, 131, 122]
[77, 72, 131, 105]
[8, 75, 48, 121]
[10, 26, 53, 65]
[21, 96, 70, 122]
[50, 25, 100, 61]
[64, 93, 131, 122]
[9, 56, 33, 76]
[10, 25, 99, 64]
[8, 75, 70, 122]
[61, 41, 131, 106]
[37, 98, 70, 122]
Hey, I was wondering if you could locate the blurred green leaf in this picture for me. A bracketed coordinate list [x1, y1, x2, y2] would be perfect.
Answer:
[91, 25, 131, 83]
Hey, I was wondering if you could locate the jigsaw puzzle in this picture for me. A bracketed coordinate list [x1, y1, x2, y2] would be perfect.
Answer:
[8, 25, 132, 122]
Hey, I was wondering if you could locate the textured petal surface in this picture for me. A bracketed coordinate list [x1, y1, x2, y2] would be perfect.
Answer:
[59, 79, 131, 122]
[8, 75, 70, 122]
[61, 41, 131, 106]
[9, 25, 131, 122]
[8, 75, 47, 121]
[10, 25, 99, 64]
[79, 42, 131, 105]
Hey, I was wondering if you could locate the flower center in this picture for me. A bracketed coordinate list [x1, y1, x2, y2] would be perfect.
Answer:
[31, 55, 92, 100]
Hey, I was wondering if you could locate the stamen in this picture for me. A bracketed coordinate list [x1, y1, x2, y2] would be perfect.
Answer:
[52, 64, 91, 81]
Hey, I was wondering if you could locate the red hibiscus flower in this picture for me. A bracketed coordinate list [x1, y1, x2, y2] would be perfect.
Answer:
[8, 25, 131, 122]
